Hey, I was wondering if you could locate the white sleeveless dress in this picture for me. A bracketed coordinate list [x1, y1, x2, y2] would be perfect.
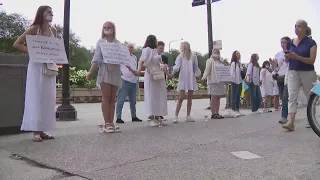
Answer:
[20, 28, 56, 132]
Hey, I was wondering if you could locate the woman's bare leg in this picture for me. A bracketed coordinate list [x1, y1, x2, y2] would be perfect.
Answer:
[186, 91, 194, 116]
[175, 91, 185, 117]
[101, 83, 112, 126]
[274, 95, 279, 110]
[109, 85, 118, 124]
[210, 95, 216, 115]
[263, 97, 268, 109]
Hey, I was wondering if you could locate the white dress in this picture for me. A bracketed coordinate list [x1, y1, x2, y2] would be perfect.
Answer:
[208, 60, 226, 96]
[260, 68, 273, 97]
[20, 28, 56, 132]
[92, 39, 122, 88]
[173, 54, 199, 92]
[141, 47, 168, 117]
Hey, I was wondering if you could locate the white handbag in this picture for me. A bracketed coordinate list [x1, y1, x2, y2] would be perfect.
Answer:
[42, 63, 59, 76]
[151, 70, 165, 81]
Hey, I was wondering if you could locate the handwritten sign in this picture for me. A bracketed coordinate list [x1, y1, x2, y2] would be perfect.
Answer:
[26, 35, 68, 64]
[215, 65, 232, 82]
[100, 42, 131, 66]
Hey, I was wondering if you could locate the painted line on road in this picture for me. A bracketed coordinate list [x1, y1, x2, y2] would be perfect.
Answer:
[231, 151, 262, 160]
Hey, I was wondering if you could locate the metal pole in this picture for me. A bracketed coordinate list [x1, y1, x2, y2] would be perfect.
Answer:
[206, 0, 213, 57]
[168, 38, 183, 102]
[56, 0, 77, 121]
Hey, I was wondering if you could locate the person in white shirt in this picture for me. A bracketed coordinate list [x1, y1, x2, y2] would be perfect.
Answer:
[171, 41, 201, 123]
[270, 36, 290, 124]
[116, 44, 142, 123]
[246, 54, 262, 114]
[260, 61, 273, 113]
[201, 49, 226, 119]
[230, 50, 244, 116]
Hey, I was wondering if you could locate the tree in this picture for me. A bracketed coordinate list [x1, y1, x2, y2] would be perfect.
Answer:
[0, 11, 30, 52]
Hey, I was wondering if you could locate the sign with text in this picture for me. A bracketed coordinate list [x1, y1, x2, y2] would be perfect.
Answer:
[215, 65, 232, 82]
[213, 40, 222, 50]
[26, 35, 68, 64]
[100, 42, 131, 66]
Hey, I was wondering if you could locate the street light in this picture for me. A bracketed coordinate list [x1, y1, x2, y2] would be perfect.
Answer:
[168, 38, 183, 64]
[56, 0, 77, 121]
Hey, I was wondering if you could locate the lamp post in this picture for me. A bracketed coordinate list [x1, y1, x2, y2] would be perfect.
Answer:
[56, 0, 78, 121]
[168, 38, 183, 102]
[168, 38, 183, 63]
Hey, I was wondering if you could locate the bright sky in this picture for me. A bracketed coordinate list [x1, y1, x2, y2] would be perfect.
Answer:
[1, 0, 319, 68]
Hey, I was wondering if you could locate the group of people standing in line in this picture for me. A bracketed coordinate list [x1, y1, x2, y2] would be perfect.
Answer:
[12, 5, 317, 141]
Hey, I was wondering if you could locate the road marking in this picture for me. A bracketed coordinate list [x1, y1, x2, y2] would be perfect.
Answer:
[231, 151, 262, 160]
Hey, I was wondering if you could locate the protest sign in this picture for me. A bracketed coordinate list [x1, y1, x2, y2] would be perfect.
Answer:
[213, 40, 222, 50]
[100, 42, 131, 66]
[26, 35, 68, 64]
[215, 65, 232, 82]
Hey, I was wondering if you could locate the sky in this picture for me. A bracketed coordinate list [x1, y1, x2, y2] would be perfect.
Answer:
[1, 0, 319, 68]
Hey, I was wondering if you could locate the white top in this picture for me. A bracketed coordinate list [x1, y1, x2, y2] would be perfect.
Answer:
[260, 68, 274, 96]
[275, 51, 288, 76]
[230, 61, 243, 84]
[173, 54, 199, 91]
[121, 54, 138, 83]
[246, 63, 260, 85]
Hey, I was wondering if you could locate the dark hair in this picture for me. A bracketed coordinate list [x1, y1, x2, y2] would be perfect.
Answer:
[158, 41, 165, 46]
[262, 60, 270, 68]
[31, 5, 52, 26]
[281, 36, 291, 42]
[250, 53, 259, 67]
[143, 35, 157, 49]
[230, 50, 240, 65]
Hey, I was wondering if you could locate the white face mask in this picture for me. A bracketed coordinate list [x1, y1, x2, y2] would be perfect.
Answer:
[212, 54, 220, 59]
[46, 15, 53, 22]
[265, 66, 269, 69]
[104, 30, 113, 35]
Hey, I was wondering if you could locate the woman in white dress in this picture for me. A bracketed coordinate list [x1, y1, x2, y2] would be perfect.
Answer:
[170, 41, 201, 123]
[135, 35, 168, 127]
[86, 21, 122, 133]
[260, 61, 273, 113]
[13, 6, 56, 142]
[201, 49, 226, 119]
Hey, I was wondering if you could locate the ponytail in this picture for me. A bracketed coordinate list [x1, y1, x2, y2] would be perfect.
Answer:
[305, 26, 312, 38]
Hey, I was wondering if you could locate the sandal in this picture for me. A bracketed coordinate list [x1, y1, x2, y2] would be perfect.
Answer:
[103, 123, 115, 133]
[112, 123, 121, 132]
[40, 133, 55, 140]
[33, 134, 42, 142]
[215, 114, 224, 119]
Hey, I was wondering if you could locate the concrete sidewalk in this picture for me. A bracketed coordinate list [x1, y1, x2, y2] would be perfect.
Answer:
[1, 99, 319, 180]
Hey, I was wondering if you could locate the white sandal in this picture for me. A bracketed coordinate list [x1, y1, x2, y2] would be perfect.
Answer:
[103, 123, 115, 133]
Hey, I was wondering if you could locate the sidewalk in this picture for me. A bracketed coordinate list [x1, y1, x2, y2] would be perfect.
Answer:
[0, 99, 317, 180]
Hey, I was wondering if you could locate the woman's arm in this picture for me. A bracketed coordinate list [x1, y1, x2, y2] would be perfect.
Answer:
[230, 62, 236, 78]
[88, 40, 103, 74]
[172, 55, 182, 74]
[13, 25, 38, 53]
[201, 59, 212, 80]
[296, 45, 317, 64]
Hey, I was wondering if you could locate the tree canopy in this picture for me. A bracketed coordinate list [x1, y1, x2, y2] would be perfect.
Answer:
[0, 11, 229, 71]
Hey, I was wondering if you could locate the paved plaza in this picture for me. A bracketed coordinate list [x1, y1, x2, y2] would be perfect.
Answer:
[1, 99, 320, 180]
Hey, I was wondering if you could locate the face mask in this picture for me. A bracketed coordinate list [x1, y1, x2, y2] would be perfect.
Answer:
[212, 54, 220, 59]
[46, 15, 53, 22]
[265, 66, 269, 69]
[104, 30, 113, 35]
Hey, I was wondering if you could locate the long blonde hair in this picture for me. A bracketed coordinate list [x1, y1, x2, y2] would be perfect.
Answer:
[180, 41, 192, 60]
[101, 21, 116, 40]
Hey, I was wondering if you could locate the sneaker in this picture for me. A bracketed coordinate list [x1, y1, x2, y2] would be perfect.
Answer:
[150, 120, 159, 127]
[262, 109, 272, 113]
[306, 123, 311, 128]
[186, 116, 195, 122]
[279, 118, 287, 124]
[236, 111, 245, 116]
[282, 119, 294, 131]
[173, 116, 178, 123]
[116, 119, 125, 123]
[251, 111, 261, 115]
[132, 117, 142, 122]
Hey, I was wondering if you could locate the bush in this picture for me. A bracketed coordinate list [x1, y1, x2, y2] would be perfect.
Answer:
[166, 77, 207, 90]
[57, 67, 96, 88]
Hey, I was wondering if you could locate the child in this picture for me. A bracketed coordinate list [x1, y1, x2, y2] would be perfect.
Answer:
[260, 61, 273, 113]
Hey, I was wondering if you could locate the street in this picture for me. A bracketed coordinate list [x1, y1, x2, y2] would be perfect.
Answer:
[0, 99, 319, 180]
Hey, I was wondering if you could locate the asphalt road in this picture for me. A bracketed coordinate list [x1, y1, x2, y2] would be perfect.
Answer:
[0, 99, 319, 180]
